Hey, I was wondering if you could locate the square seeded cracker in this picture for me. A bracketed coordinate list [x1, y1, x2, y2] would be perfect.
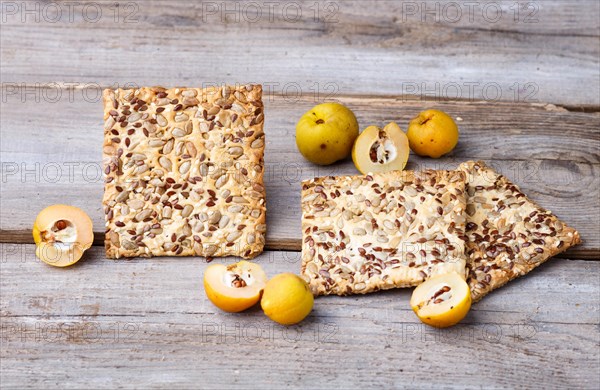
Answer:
[301, 170, 468, 296]
[102, 85, 266, 259]
[458, 161, 581, 302]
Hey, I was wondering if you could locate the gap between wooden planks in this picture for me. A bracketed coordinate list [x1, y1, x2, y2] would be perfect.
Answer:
[0, 232, 597, 260]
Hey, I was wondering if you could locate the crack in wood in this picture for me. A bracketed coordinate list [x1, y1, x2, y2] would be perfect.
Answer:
[1, 232, 597, 260]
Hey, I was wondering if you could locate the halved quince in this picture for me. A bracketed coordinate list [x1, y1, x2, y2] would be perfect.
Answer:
[204, 261, 268, 312]
[32, 205, 94, 267]
[352, 122, 410, 174]
[410, 272, 471, 328]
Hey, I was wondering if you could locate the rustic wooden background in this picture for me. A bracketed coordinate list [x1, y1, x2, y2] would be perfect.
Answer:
[1, 1, 599, 388]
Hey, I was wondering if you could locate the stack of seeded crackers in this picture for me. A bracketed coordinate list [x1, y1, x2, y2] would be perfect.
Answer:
[301, 161, 580, 301]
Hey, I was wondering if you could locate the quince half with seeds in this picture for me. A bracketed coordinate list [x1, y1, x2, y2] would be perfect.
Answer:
[204, 260, 268, 312]
[352, 122, 410, 174]
[32, 205, 94, 267]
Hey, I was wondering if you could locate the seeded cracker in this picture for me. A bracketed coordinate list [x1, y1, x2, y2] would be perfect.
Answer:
[102, 85, 266, 259]
[458, 161, 581, 302]
[301, 170, 468, 296]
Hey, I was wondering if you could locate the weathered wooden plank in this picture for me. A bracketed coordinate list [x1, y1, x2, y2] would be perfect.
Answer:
[1, 91, 597, 163]
[1, 245, 596, 324]
[1, 245, 599, 389]
[1, 1, 598, 106]
[0, 92, 600, 257]
[1, 93, 598, 257]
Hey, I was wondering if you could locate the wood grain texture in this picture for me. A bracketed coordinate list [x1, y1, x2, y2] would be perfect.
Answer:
[0, 1, 599, 106]
[1, 92, 598, 257]
[1, 245, 599, 389]
[2, 1, 599, 388]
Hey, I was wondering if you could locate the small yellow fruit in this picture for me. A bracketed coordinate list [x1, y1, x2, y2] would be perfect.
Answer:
[295, 102, 359, 165]
[410, 272, 471, 328]
[32, 205, 94, 267]
[261, 273, 314, 325]
[406, 109, 459, 158]
[204, 261, 268, 313]
[352, 122, 410, 174]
